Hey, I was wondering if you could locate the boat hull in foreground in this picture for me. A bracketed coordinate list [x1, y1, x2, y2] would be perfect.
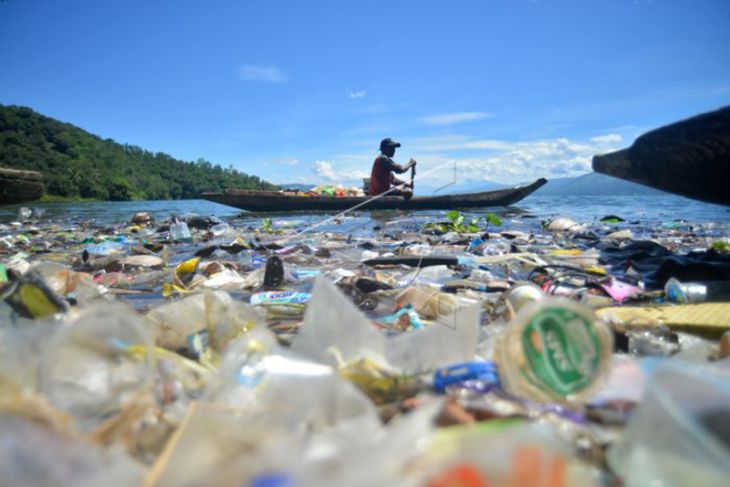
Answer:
[592, 106, 730, 206]
[201, 178, 547, 212]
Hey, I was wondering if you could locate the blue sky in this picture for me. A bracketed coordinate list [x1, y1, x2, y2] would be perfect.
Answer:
[1, 0, 729, 188]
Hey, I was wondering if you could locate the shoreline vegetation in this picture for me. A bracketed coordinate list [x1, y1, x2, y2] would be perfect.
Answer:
[0, 104, 278, 202]
[38, 194, 99, 203]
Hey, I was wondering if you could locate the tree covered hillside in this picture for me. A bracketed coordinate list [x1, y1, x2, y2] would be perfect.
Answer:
[0, 104, 277, 200]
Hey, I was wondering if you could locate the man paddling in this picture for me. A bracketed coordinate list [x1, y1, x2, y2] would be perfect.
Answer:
[370, 138, 417, 198]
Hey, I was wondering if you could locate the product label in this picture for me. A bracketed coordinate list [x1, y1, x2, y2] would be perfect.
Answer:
[250, 291, 311, 306]
[520, 306, 601, 397]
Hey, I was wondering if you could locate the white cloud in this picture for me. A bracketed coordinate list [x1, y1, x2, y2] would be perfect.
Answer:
[407, 134, 625, 185]
[313, 160, 337, 181]
[348, 90, 367, 99]
[420, 111, 491, 126]
[589, 133, 623, 145]
[237, 64, 288, 83]
[299, 132, 624, 188]
[312, 160, 369, 184]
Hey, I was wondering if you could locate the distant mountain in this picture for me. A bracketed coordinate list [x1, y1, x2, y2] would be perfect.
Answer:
[534, 172, 667, 196]
[0, 104, 277, 200]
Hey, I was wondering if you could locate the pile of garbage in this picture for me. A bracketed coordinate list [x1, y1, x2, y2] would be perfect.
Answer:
[308, 185, 365, 197]
[1, 206, 729, 486]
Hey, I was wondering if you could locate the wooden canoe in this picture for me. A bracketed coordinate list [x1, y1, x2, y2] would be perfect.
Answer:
[201, 178, 547, 212]
[592, 106, 730, 206]
[0, 168, 44, 205]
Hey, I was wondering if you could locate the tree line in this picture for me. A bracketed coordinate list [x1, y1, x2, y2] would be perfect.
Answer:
[0, 104, 277, 200]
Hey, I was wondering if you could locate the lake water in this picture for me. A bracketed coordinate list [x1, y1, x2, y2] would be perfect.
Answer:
[0, 194, 727, 238]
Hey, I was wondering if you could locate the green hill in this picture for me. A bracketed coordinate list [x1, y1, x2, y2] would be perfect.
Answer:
[0, 104, 277, 201]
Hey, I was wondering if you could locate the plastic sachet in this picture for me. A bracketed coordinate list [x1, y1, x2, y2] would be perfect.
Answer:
[145, 290, 259, 351]
[416, 421, 599, 487]
[147, 327, 382, 486]
[31, 261, 105, 304]
[206, 327, 379, 432]
[40, 302, 154, 432]
[608, 361, 730, 487]
[0, 414, 145, 487]
[292, 278, 480, 376]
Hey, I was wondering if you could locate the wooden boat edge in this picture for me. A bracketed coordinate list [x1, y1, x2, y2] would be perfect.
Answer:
[201, 178, 547, 211]
[0, 167, 45, 205]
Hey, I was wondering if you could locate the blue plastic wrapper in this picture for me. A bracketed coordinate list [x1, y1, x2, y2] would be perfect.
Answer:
[247, 473, 295, 487]
[433, 361, 500, 394]
[291, 269, 321, 280]
[250, 291, 311, 306]
[373, 304, 424, 331]
[85, 241, 126, 256]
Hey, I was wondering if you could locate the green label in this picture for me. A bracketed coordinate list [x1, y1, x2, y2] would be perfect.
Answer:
[521, 307, 601, 397]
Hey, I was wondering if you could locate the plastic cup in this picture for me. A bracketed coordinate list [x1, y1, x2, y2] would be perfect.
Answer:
[496, 297, 613, 404]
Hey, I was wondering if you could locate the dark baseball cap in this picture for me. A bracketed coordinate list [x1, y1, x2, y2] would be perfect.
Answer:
[379, 137, 401, 150]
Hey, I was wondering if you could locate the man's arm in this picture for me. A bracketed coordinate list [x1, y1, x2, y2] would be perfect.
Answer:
[389, 158, 417, 174]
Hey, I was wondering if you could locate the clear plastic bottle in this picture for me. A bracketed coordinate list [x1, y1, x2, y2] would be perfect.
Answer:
[17, 207, 32, 222]
[496, 297, 613, 404]
[169, 221, 192, 242]
[209, 222, 231, 237]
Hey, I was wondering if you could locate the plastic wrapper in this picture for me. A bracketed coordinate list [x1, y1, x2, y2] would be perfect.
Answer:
[0, 414, 145, 487]
[146, 328, 382, 486]
[415, 421, 599, 487]
[207, 327, 379, 432]
[293, 278, 480, 375]
[292, 278, 389, 367]
[31, 261, 105, 304]
[40, 303, 154, 431]
[396, 286, 459, 319]
[145, 290, 259, 351]
[608, 361, 730, 487]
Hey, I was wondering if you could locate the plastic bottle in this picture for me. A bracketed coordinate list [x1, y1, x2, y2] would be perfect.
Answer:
[209, 222, 231, 237]
[495, 297, 613, 404]
[17, 207, 32, 222]
[664, 278, 730, 304]
[169, 221, 192, 242]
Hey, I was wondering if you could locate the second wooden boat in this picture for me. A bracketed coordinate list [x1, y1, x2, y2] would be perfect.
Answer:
[201, 178, 547, 212]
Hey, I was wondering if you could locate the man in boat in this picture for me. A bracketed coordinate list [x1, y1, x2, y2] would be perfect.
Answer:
[370, 138, 417, 198]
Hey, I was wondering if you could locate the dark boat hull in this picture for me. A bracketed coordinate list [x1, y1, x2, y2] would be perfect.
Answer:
[592, 106, 730, 206]
[0, 168, 44, 205]
[202, 178, 547, 212]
